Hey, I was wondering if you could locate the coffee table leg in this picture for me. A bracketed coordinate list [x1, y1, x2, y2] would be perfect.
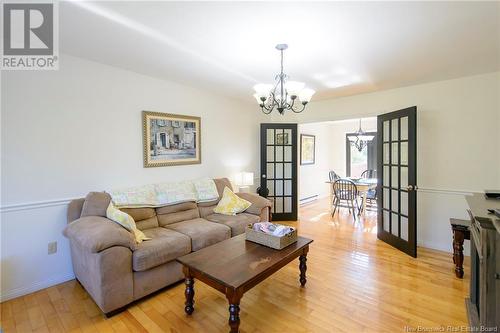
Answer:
[226, 290, 242, 333]
[183, 267, 195, 315]
[299, 247, 308, 287]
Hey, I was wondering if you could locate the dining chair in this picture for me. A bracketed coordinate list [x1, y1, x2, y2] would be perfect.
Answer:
[332, 179, 360, 220]
[329, 170, 341, 182]
[360, 169, 377, 178]
[361, 169, 377, 207]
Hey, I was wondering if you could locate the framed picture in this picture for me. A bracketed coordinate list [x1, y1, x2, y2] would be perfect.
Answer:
[142, 111, 201, 167]
[276, 132, 289, 145]
[300, 134, 315, 165]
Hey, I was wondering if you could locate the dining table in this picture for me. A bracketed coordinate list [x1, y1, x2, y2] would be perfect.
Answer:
[325, 178, 378, 215]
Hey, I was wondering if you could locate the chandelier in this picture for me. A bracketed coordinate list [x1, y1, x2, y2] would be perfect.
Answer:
[253, 44, 315, 115]
[347, 119, 375, 152]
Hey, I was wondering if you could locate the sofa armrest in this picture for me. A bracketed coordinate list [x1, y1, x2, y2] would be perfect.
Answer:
[236, 192, 272, 216]
[63, 216, 136, 253]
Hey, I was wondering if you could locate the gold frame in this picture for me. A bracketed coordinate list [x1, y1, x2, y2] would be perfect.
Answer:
[142, 111, 201, 167]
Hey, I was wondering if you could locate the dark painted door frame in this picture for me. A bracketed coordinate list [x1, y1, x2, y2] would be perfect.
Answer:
[377, 106, 417, 257]
[260, 123, 298, 221]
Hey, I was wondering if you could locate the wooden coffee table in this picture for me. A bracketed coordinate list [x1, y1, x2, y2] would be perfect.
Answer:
[176, 234, 313, 333]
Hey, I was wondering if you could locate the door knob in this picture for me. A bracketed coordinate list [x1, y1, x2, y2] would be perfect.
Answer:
[407, 185, 414, 191]
[262, 174, 266, 179]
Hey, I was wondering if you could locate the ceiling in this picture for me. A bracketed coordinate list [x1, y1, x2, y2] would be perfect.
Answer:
[60, 1, 500, 103]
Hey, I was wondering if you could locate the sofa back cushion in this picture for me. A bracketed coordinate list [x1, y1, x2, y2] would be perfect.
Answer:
[81, 192, 112, 218]
[214, 178, 233, 196]
[120, 207, 158, 231]
[156, 202, 200, 226]
[197, 178, 233, 217]
[197, 201, 218, 218]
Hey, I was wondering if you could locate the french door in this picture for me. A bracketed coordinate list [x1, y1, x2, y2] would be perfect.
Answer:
[377, 107, 417, 257]
[260, 123, 298, 221]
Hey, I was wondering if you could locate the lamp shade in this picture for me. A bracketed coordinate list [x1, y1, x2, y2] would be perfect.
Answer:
[253, 93, 265, 104]
[234, 172, 254, 186]
[285, 81, 305, 96]
[298, 88, 315, 102]
[253, 84, 273, 98]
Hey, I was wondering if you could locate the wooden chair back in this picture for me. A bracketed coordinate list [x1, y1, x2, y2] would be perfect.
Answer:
[329, 170, 341, 182]
[333, 179, 358, 200]
[361, 169, 377, 179]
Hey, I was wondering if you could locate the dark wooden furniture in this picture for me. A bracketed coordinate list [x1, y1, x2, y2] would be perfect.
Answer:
[465, 193, 500, 330]
[450, 218, 470, 278]
[177, 234, 313, 333]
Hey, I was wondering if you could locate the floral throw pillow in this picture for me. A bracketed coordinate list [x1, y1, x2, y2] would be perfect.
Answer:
[213, 187, 251, 216]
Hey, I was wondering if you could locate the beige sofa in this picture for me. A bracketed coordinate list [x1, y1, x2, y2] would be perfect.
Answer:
[63, 178, 271, 315]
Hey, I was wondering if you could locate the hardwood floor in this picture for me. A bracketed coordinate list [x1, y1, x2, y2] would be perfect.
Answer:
[1, 198, 470, 332]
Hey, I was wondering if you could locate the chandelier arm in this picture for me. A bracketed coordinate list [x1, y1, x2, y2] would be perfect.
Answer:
[290, 103, 307, 113]
[261, 103, 274, 114]
[261, 106, 273, 114]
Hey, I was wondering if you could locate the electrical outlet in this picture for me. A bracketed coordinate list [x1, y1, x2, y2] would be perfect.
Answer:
[48, 241, 57, 255]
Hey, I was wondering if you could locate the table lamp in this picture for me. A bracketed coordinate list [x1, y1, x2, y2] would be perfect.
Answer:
[234, 172, 254, 192]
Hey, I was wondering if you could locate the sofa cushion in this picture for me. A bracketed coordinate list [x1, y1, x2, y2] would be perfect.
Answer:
[156, 202, 200, 226]
[205, 213, 259, 236]
[214, 178, 233, 196]
[132, 228, 191, 272]
[81, 192, 111, 217]
[165, 218, 231, 251]
[120, 207, 159, 230]
[198, 203, 217, 218]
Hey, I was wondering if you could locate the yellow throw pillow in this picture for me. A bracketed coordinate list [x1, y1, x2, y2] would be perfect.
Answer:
[106, 202, 150, 243]
[213, 187, 252, 216]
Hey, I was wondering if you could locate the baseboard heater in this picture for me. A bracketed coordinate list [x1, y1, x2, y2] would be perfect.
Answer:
[300, 195, 318, 205]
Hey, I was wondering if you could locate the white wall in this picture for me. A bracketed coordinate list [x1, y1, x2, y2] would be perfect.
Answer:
[298, 122, 332, 201]
[276, 72, 500, 253]
[0, 54, 259, 300]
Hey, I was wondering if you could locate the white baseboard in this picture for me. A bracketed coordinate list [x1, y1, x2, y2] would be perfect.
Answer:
[0, 272, 75, 302]
[299, 193, 329, 205]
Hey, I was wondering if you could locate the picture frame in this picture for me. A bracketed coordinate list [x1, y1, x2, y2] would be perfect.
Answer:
[300, 134, 315, 165]
[142, 111, 201, 167]
[276, 132, 289, 145]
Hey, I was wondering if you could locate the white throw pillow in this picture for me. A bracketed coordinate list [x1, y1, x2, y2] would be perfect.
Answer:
[193, 178, 219, 202]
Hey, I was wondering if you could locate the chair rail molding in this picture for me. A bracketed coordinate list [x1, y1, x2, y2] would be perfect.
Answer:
[417, 187, 481, 196]
[0, 197, 78, 213]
